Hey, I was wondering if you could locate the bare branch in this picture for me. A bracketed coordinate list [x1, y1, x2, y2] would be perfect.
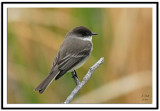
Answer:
[63, 57, 104, 104]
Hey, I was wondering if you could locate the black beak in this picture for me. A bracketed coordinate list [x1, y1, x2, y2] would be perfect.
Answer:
[92, 32, 98, 35]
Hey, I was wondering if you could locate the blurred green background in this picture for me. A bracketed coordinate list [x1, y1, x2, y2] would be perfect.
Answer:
[8, 8, 152, 103]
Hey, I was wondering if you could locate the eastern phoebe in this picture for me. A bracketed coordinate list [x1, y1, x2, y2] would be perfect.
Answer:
[35, 26, 98, 94]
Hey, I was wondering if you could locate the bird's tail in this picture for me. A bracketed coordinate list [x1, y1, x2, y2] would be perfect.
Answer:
[35, 68, 59, 94]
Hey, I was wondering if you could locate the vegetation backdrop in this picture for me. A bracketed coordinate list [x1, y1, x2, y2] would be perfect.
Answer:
[8, 8, 152, 103]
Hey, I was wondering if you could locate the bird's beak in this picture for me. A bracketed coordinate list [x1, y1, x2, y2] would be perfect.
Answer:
[92, 32, 98, 35]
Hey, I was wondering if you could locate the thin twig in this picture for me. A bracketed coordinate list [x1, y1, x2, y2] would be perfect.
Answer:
[63, 57, 104, 104]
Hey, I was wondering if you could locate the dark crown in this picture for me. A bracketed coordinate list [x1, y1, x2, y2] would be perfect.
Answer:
[71, 26, 93, 37]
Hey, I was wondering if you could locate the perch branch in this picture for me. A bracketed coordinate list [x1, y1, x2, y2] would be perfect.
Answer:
[63, 57, 104, 104]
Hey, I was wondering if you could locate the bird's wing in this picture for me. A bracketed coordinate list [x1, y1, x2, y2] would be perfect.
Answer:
[55, 48, 91, 80]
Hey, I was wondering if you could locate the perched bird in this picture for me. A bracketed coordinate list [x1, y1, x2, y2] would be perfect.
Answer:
[35, 26, 98, 94]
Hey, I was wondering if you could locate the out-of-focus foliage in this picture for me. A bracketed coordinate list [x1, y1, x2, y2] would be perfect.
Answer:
[8, 8, 152, 103]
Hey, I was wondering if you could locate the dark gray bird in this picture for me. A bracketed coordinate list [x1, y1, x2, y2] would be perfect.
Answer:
[35, 26, 98, 94]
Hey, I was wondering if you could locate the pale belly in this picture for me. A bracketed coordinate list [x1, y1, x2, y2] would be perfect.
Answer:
[68, 56, 89, 72]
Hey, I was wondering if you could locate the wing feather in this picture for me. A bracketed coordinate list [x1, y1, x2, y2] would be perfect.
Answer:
[55, 48, 91, 80]
[58, 48, 91, 70]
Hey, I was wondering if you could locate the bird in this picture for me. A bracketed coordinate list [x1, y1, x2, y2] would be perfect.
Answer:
[35, 26, 98, 94]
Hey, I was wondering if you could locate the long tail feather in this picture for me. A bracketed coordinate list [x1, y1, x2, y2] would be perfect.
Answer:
[35, 69, 59, 94]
